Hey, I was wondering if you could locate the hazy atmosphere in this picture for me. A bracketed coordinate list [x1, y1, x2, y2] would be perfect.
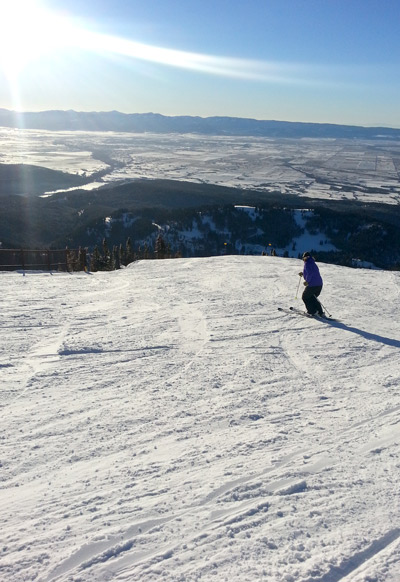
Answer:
[1, 0, 399, 127]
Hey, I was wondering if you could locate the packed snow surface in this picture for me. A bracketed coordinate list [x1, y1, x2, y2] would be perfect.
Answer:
[1, 256, 400, 582]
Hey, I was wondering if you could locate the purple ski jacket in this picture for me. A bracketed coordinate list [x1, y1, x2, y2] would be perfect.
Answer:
[303, 256, 323, 287]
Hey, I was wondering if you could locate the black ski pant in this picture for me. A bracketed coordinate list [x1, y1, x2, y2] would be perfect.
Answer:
[302, 285, 323, 315]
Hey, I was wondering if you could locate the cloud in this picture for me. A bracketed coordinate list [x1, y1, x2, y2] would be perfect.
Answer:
[0, 1, 364, 90]
[75, 30, 316, 85]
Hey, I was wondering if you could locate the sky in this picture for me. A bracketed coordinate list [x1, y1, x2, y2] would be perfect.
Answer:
[0, 0, 399, 127]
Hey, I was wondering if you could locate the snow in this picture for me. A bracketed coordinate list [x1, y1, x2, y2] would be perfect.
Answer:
[287, 210, 337, 255]
[2, 128, 400, 204]
[234, 206, 258, 221]
[1, 256, 400, 582]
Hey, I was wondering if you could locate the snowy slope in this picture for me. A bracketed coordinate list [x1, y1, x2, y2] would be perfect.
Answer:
[1, 256, 400, 582]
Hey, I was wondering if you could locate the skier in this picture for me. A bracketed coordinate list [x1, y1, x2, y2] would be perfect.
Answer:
[299, 251, 324, 316]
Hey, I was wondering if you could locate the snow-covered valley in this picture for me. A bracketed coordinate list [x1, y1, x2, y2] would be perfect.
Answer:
[1, 256, 400, 581]
[1, 128, 400, 204]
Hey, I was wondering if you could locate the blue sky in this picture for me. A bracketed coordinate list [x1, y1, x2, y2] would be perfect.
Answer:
[0, 0, 399, 127]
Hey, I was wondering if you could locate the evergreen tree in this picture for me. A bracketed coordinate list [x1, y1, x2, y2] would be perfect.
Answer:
[91, 246, 100, 271]
[125, 237, 134, 265]
[119, 243, 124, 267]
[101, 238, 117, 270]
[66, 247, 74, 272]
[113, 245, 120, 270]
[102, 238, 110, 268]
[155, 234, 166, 259]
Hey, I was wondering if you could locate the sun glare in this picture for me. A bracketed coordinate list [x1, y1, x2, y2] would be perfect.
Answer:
[0, 0, 313, 94]
[0, 0, 75, 80]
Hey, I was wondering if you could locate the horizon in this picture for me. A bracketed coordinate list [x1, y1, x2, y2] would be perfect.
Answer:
[1, 107, 400, 131]
[0, 0, 399, 129]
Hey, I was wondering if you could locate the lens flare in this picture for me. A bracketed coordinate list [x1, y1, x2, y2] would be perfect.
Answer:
[0, 0, 313, 88]
[0, 0, 75, 80]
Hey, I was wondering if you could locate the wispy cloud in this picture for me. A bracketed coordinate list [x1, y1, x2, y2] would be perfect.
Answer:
[0, 0, 365, 90]
[75, 30, 318, 85]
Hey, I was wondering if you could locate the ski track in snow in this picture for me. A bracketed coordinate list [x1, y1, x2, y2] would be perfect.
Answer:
[0, 256, 400, 582]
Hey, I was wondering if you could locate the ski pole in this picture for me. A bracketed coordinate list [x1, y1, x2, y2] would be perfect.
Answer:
[295, 275, 302, 299]
[318, 299, 332, 317]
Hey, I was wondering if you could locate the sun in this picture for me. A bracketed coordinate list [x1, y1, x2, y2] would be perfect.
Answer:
[0, 0, 74, 80]
[0, 0, 310, 99]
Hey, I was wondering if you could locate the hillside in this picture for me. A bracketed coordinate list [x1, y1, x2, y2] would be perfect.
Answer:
[0, 163, 89, 197]
[1, 179, 400, 269]
[1, 256, 400, 581]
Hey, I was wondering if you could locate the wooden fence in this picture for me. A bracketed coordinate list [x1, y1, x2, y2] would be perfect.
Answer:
[0, 248, 86, 272]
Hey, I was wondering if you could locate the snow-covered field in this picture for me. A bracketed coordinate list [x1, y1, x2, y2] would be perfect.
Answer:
[1, 128, 400, 204]
[1, 256, 400, 581]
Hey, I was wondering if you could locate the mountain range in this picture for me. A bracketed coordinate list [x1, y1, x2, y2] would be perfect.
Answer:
[1, 108, 400, 139]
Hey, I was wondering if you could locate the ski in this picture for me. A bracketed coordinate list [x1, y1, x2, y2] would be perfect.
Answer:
[278, 306, 339, 323]
[278, 306, 311, 318]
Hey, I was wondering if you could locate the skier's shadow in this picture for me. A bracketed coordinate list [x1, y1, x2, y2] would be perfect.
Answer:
[327, 320, 400, 349]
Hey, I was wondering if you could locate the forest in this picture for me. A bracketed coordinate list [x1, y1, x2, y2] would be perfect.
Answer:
[1, 176, 400, 270]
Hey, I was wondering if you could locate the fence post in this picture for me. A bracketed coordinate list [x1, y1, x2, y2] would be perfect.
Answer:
[47, 249, 51, 271]
[21, 249, 25, 270]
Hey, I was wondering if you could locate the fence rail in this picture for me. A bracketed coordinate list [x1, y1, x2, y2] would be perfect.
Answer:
[0, 248, 86, 272]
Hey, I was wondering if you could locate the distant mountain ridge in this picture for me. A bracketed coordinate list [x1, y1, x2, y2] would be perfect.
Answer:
[0, 108, 399, 139]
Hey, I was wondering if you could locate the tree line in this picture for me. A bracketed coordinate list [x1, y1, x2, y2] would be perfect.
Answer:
[89, 235, 182, 271]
